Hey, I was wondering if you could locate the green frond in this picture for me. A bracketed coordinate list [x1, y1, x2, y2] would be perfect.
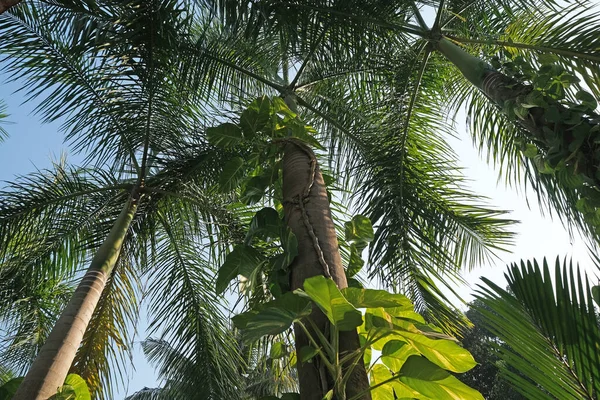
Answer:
[0, 164, 130, 279]
[70, 249, 141, 400]
[0, 275, 74, 374]
[476, 257, 600, 399]
[143, 213, 244, 399]
[0, 100, 8, 142]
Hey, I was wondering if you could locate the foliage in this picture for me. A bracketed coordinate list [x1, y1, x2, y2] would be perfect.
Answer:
[0, 100, 7, 142]
[0, 374, 90, 400]
[476, 258, 600, 399]
[234, 275, 482, 400]
[457, 300, 525, 399]
[0, 0, 257, 396]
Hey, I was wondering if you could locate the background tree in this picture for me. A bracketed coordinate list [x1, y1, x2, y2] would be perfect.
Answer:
[458, 299, 525, 400]
[0, 0, 524, 397]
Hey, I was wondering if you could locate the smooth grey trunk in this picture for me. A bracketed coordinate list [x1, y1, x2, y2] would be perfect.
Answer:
[282, 140, 371, 400]
[12, 197, 138, 400]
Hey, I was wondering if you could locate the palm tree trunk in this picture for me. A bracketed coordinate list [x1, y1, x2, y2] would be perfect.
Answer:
[436, 37, 600, 184]
[282, 140, 371, 400]
[12, 196, 138, 400]
[0, 0, 21, 13]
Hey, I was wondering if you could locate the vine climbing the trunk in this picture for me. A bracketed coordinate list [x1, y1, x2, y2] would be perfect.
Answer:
[211, 96, 484, 399]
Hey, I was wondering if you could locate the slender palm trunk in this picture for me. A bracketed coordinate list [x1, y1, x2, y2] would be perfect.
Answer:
[12, 197, 138, 400]
[282, 140, 371, 400]
[0, 0, 21, 13]
[436, 37, 600, 184]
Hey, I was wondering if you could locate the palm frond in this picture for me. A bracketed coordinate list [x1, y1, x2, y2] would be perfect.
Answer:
[0, 99, 8, 142]
[0, 275, 74, 373]
[0, 164, 130, 279]
[70, 249, 140, 400]
[142, 210, 244, 399]
[475, 257, 600, 399]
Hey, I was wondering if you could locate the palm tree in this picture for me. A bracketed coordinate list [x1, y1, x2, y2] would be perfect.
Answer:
[475, 257, 600, 399]
[214, 0, 600, 238]
[0, 0, 277, 397]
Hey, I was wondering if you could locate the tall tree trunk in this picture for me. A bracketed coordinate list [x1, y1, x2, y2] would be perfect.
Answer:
[436, 37, 600, 186]
[0, 0, 21, 13]
[282, 140, 371, 400]
[13, 196, 139, 400]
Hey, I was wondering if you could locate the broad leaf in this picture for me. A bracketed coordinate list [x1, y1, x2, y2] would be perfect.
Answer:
[342, 287, 413, 310]
[347, 244, 365, 277]
[270, 341, 288, 359]
[206, 123, 243, 148]
[298, 345, 319, 362]
[381, 340, 420, 372]
[232, 292, 312, 342]
[366, 310, 476, 373]
[398, 356, 484, 400]
[344, 215, 374, 244]
[216, 245, 264, 294]
[245, 207, 282, 244]
[219, 157, 246, 192]
[241, 96, 272, 138]
[370, 364, 419, 400]
[297, 276, 362, 331]
[241, 175, 270, 204]
[49, 374, 91, 400]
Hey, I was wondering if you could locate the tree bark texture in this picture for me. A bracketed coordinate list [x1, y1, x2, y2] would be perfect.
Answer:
[437, 37, 600, 186]
[282, 140, 371, 400]
[0, 0, 21, 14]
[12, 198, 138, 400]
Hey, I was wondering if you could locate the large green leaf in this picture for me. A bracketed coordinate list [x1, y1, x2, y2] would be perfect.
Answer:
[48, 374, 91, 400]
[232, 292, 312, 342]
[245, 207, 282, 244]
[344, 215, 374, 244]
[342, 287, 413, 310]
[219, 157, 246, 192]
[0, 377, 23, 400]
[347, 244, 365, 277]
[206, 123, 243, 148]
[369, 364, 419, 400]
[398, 356, 484, 400]
[240, 96, 272, 138]
[272, 226, 299, 271]
[366, 310, 476, 373]
[296, 276, 363, 331]
[381, 340, 420, 372]
[216, 245, 264, 295]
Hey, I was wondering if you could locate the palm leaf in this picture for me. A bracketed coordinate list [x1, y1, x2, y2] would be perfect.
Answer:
[475, 257, 600, 399]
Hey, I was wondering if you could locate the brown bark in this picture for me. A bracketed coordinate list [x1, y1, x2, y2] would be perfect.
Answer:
[0, 0, 22, 14]
[282, 140, 371, 400]
[12, 198, 138, 400]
